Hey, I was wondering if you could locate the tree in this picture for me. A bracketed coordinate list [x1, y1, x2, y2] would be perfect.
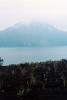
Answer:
[0, 57, 4, 66]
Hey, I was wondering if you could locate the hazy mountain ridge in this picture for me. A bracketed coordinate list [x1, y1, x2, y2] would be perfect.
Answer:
[0, 22, 67, 47]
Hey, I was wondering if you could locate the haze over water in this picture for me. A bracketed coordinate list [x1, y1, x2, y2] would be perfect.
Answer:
[0, 0, 67, 66]
[1, 46, 67, 65]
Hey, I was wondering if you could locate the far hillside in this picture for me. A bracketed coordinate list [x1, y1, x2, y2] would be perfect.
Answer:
[0, 22, 67, 47]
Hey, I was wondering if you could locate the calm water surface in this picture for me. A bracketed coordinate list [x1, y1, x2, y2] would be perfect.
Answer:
[0, 46, 67, 65]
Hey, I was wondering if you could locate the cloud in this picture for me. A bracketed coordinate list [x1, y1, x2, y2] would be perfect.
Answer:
[0, 0, 67, 30]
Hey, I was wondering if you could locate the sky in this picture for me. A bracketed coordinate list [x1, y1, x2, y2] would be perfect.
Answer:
[0, 0, 67, 31]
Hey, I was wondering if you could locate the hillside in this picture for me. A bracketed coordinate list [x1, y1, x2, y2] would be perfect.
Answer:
[0, 22, 67, 47]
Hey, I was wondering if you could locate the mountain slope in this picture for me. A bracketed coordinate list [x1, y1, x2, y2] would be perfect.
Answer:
[0, 22, 67, 47]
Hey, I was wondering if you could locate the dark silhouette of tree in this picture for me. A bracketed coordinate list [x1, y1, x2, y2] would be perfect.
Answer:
[0, 57, 4, 66]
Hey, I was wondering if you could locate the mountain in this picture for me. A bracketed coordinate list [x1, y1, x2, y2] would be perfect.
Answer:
[0, 22, 67, 47]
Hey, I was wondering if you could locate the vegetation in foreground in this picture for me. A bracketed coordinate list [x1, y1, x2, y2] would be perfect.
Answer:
[0, 59, 67, 99]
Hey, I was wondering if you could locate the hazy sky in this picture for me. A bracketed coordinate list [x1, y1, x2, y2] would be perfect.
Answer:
[0, 0, 67, 30]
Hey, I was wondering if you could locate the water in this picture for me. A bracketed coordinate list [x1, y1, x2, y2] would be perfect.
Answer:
[0, 46, 67, 65]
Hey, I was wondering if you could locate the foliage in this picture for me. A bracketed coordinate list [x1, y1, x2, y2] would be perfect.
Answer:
[17, 90, 24, 97]
[1, 59, 67, 98]
[0, 57, 4, 66]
